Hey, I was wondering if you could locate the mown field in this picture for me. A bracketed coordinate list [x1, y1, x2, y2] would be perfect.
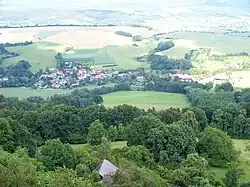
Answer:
[102, 91, 189, 110]
[0, 84, 114, 99]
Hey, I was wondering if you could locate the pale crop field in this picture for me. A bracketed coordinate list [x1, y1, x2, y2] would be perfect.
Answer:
[44, 26, 155, 49]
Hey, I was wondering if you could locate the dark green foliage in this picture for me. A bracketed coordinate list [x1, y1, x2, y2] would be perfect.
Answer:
[183, 107, 208, 131]
[132, 35, 143, 42]
[157, 108, 181, 124]
[118, 145, 154, 166]
[87, 120, 105, 146]
[0, 118, 14, 152]
[0, 149, 41, 187]
[170, 154, 221, 187]
[126, 115, 164, 146]
[149, 54, 192, 71]
[147, 122, 197, 164]
[156, 41, 175, 51]
[211, 106, 250, 138]
[181, 110, 199, 133]
[224, 164, 245, 187]
[38, 139, 77, 171]
[0, 60, 34, 87]
[38, 167, 102, 187]
[0, 41, 33, 47]
[112, 166, 168, 187]
[215, 82, 234, 92]
[197, 127, 238, 167]
[115, 31, 132, 37]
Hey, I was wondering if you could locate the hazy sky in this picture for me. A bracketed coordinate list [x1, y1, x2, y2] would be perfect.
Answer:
[1, 0, 248, 10]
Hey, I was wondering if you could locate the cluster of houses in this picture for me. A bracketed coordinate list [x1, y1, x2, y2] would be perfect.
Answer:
[35, 63, 106, 89]
[168, 73, 194, 82]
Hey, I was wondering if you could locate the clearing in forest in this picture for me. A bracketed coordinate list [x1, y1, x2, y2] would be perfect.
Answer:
[102, 91, 189, 110]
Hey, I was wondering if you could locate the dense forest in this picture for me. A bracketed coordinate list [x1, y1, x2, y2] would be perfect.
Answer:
[1, 80, 250, 186]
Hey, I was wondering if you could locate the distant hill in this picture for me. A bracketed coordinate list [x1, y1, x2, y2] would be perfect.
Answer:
[206, 0, 250, 8]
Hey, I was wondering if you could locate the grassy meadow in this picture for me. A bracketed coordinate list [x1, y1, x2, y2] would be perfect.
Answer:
[0, 84, 115, 99]
[167, 32, 250, 55]
[3, 42, 61, 72]
[102, 91, 189, 110]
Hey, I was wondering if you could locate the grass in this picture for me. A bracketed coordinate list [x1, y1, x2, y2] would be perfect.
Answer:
[3, 42, 61, 72]
[167, 32, 250, 55]
[71, 141, 127, 150]
[102, 91, 189, 110]
[0, 84, 115, 99]
[211, 139, 250, 182]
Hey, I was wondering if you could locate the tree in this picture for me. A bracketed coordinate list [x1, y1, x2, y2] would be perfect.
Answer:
[197, 127, 238, 167]
[120, 145, 154, 166]
[215, 82, 234, 92]
[0, 118, 14, 152]
[132, 35, 143, 42]
[112, 167, 168, 187]
[126, 115, 164, 146]
[38, 139, 77, 171]
[147, 122, 197, 164]
[156, 41, 175, 51]
[38, 167, 102, 187]
[87, 120, 105, 146]
[224, 164, 245, 187]
[181, 111, 199, 133]
[0, 149, 41, 187]
[106, 125, 118, 142]
[183, 107, 208, 131]
[157, 108, 181, 124]
[170, 154, 222, 187]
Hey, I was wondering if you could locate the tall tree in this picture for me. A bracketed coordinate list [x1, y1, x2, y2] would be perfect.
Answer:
[224, 164, 244, 187]
[147, 122, 196, 164]
[0, 118, 14, 152]
[87, 120, 105, 146]
[181, 111, 199, 133]
[38, 139, 77, 171]
[197, 127, 238, 167]
[126, 115, 164, 146]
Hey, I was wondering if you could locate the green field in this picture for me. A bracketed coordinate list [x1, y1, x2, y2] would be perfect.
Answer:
[71, 141, 127, 150]
[0, 87, 73, 99]
[102, 91, 189, 110]
[0, 84, 114, 99]
[3, 42, 61, 72]
[167, 32, 250, 55]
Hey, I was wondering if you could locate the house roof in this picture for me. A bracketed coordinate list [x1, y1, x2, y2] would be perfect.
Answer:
[96, 159, 118, 177]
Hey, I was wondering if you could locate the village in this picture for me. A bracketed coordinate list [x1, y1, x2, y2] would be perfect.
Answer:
[34, 60, 241, 90]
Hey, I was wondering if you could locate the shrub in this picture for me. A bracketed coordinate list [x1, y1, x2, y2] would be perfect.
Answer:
[115, 31, 132, 37]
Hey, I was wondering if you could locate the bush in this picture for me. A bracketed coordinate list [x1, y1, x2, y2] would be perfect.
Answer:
[115, 31, 132, 37]
[132, 35, 143, 42]
[156, 41, 174, 51]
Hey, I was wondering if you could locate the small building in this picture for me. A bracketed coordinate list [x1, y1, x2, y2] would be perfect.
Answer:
[136, 76, 145, 83]
[96, 159, 118, 186]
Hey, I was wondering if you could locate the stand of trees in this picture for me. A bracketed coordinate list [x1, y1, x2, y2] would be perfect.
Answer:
[0, 41, 33, 47]
[0, 46, 19, 64]
[115, 31, 132, 37]
[0, 60, 35, 87]
[149, 54, 192, 71]
[1, 78, 250, 186]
